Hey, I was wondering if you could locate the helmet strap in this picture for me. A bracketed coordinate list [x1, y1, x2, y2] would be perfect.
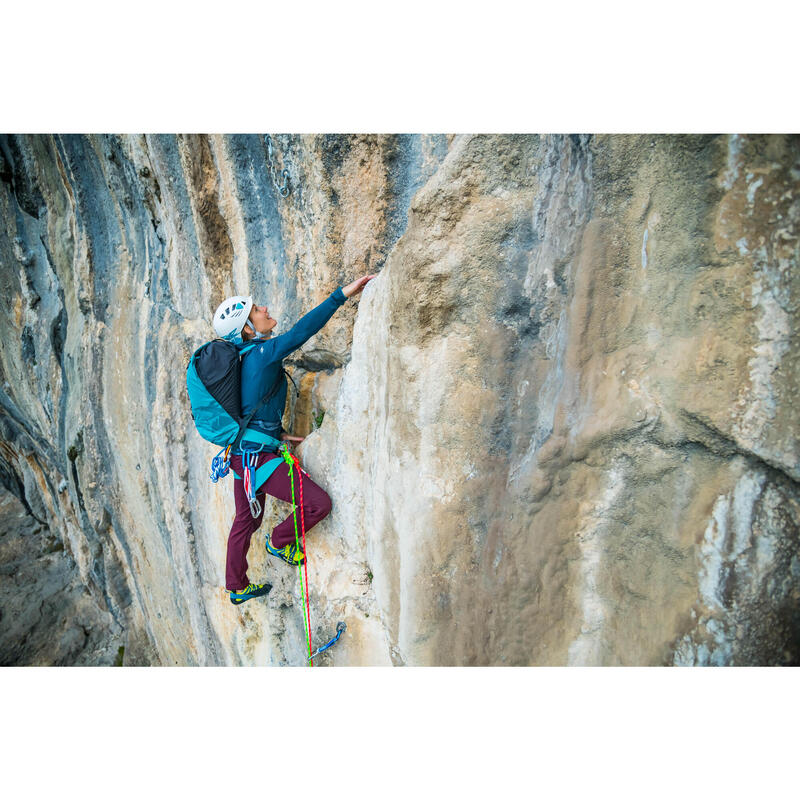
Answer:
[243, 322, 271, 341]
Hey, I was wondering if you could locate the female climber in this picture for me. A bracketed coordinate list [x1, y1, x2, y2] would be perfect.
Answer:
[212, 274, 376, 605]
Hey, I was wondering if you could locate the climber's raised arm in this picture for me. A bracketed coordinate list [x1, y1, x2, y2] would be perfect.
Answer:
[256, 288, 346, 363]
[240, 274, 377, 365]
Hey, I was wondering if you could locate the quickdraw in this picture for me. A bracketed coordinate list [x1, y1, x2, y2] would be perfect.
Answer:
[210, 444, 232, 483]
[308, 622, 347, 662]
[243, 448, 263, 518]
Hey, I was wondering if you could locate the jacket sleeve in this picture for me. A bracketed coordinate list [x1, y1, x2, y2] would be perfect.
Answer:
[249, 287, 347, 365]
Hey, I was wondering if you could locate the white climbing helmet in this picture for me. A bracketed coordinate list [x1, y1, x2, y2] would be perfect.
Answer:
[213, 295, 253, 342]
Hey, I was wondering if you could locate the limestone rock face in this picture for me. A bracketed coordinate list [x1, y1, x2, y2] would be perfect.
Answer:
[0, 134, 797, 665]
[0, 487, 126, 665]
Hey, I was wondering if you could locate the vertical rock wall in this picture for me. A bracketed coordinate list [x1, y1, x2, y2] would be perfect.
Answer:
[0, 134, 797, 665]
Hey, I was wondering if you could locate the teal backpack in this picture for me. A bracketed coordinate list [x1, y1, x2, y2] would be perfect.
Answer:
[186, 339, 289, 451]
[186, 339, 299, 510]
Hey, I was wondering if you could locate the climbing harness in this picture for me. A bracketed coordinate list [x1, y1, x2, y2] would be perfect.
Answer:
[264, 134, 290, 198]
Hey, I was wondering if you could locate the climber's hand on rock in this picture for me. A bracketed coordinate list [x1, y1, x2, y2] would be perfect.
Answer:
[342, 274, 377, 298]
[281, 433, 305, 443]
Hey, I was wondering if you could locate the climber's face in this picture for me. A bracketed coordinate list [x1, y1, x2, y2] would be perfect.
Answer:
[245, 304, 277, 337]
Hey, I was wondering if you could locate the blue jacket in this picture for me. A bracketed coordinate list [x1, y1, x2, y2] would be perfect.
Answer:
[239, 287, 347, 441]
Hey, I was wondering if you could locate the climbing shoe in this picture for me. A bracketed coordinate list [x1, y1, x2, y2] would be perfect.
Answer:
[229, 582, 272, 605]
[266, 538, 305, 566]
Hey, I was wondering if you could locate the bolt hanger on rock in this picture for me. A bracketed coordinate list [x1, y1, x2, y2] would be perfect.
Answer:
[264, 134, 291, 198]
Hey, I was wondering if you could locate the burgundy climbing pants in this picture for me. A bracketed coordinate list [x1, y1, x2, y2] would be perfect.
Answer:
[225, 452, 333, 591]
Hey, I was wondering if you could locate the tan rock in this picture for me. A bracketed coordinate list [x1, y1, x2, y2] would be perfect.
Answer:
[0, 133, 797, 665]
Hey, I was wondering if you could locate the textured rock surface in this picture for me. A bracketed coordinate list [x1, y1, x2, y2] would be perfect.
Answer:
[0, 134, 797, 665]
[0, 486, 125, 665]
